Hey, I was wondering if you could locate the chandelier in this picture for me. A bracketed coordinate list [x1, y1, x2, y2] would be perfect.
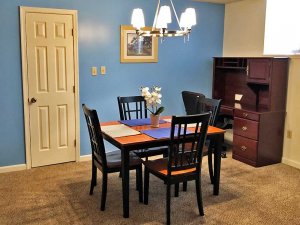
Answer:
[131, 0, 196, 38]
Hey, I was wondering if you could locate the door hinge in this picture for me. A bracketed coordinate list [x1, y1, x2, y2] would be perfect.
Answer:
[74, 139, 76, 147]
[71, 29, 74, 36]
[73, 86, 75, 93]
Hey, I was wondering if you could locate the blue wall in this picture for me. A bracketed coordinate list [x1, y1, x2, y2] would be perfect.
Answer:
[0, 0, 224, 167]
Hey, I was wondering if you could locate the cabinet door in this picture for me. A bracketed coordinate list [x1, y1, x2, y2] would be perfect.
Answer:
[247, 59, 271, 84]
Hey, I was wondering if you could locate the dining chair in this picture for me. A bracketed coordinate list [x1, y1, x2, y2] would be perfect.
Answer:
[143, 113, 211, 225]
[182, 91, 205, 115]
[181, 91, 222, 190]
[117, 96, 168, 159]
[198, 97, 222, 184]
[82, 104, 143, 210]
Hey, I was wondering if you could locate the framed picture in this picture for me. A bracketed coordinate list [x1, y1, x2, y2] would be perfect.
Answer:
[120, 25, 158, 63]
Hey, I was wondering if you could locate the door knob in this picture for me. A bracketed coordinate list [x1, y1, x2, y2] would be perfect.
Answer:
[30, 97, 37, 103]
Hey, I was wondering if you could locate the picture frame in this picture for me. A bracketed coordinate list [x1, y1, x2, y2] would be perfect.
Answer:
[120, 25, 158, 63]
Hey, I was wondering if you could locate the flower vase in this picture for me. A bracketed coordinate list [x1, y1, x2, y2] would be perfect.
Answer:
[150, 114, 160, 128]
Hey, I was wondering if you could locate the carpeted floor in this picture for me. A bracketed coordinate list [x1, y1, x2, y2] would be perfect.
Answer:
[0, 152, 299, 225]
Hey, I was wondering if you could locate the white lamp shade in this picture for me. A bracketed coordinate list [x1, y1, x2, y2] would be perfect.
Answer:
[179, 12, 188, 28]
[156, 15, 168, 29]
[155, 5, 171, 29]
[185, 8, 197, 27]
[131, 8, 145, 30]
[160, 6, 172, 24]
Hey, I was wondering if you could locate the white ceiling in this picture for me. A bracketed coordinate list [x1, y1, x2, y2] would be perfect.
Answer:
[193, 0, 243, 4]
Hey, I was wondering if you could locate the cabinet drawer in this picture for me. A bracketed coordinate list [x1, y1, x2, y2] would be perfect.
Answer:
[234, 110, 260, 121]
[234, 117, 259, 140]
[233, 135, 258, 162]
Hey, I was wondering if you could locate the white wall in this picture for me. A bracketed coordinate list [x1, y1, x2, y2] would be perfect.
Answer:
[223, 0, 300, 169]
[223, 0, 266, 56]
[282, 58, 300, 169]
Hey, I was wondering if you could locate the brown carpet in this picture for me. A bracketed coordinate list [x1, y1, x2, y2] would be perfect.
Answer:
[0, 152, 300, 225]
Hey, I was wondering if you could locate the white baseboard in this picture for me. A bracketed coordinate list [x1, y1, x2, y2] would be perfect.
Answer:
[282, 158, 300, 169]
[0, 164, 27, 173]
[80, 154, 92, 162]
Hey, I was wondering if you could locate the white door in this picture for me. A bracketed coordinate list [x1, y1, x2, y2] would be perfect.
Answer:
[25, 11, 77, 167]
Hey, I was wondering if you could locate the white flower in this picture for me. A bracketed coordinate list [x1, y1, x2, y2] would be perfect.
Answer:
[141, 87, 150, 97]
[140, 85, 164, 115]
[151, 92, 158, 99]
[141, 87, 149, 92]
[155, 87, 161, 92]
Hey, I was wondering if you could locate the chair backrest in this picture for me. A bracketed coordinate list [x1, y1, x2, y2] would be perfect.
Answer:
[182, 91, 205, 115]
[202, 98, 222, 126]
[82, 104, 107, 168]
[117, 96, 147, 120]
[168, 113, 211, 176]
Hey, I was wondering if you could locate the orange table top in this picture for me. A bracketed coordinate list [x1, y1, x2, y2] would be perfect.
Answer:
[101, 116, 225, 148]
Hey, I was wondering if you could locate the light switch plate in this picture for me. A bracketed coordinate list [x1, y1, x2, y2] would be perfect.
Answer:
[101, 66, 106, 75]
[92, 67, 97, 76]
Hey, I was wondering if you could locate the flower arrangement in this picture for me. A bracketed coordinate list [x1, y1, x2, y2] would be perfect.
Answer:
[141, 86, 165, 115]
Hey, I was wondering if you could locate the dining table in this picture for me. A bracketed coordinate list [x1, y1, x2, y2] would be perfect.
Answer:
[100, 116, 226, 218]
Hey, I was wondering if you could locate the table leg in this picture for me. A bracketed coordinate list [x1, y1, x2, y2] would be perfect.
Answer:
[207, 138, 214, 184]
[213, 133, 222, 195]
[121, 150, 130, 218]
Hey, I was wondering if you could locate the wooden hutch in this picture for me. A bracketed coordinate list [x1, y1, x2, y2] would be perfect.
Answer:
[212, 57, 289, 167]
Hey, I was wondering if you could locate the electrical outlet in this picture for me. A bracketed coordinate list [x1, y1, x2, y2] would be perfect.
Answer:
[287, 130, 292, 139]
[91, 67, 97, 76]
[101, 66, 106, 75]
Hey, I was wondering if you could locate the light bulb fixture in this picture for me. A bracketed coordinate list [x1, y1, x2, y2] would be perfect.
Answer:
[131, 0, 197, 39]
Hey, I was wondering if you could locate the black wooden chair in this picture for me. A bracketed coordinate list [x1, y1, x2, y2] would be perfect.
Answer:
[82, 104, 143, 211]
[181, 91, 222, 189]
[200, 97, 222, 184]
[182, 91, 205, 115]
[143, 113, 211, 225]
[118, 96, 168, 159]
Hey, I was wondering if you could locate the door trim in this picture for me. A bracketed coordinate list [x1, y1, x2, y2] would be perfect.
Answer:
[20, 6, 80, 169]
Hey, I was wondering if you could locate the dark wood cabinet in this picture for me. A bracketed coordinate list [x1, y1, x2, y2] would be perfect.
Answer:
[213, 57, 289, 167]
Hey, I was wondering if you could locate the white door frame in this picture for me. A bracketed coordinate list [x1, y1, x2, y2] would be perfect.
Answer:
[20, 6, 80, 169]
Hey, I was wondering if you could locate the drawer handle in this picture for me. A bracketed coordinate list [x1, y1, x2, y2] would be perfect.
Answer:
[246, 66, 249, 76]
[241, 146, 247, 151]
[243, 113, 248, 118]
[242, 126, 248, 131]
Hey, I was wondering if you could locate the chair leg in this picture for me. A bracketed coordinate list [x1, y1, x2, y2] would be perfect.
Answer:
[100, 172, 108, 211]
[166, 184, 171, 225]
[183, 181, 187, 192]
[144, 168, 149, 205]
[136, 168, 139, 191]
[137, 166, 143, 203]
[208, 145, 214, 184]
[163, 151, 168, 158]
[195, 177, 204, 216]
[175, 183, 179, 197]
[89, 163, 97, 195]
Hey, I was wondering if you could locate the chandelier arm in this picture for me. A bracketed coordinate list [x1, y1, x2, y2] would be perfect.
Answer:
[152, 0, 161, 31]
[170, 0, 184, 31]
